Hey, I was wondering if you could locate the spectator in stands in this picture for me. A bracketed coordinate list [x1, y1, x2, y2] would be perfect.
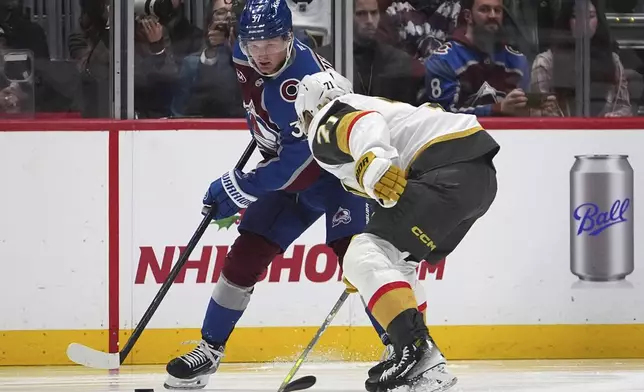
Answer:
[159, 0, 203, 68]
[423, 0, 537, 116]
[0, 29, 27, 114]
[0, 0, 64, 116]
[68, 0, 110, 118]
[0, 0, 49, 59]
[316, 0, 425, 105]
[133, 14, 179, 118]
[171, 0, 244, 118]
[379, 0, 461, 61]
[530, 0, 632, 117]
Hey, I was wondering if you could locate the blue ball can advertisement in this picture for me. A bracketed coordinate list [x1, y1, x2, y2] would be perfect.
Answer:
[570, 154, 634, 282]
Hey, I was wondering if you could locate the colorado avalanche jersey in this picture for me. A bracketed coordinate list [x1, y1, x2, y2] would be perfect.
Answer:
[232, 38, 333, 195]
[423, 35, 529, 116]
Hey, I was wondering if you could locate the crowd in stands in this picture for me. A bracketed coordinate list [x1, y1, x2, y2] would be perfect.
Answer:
[0, 0, 643, 118]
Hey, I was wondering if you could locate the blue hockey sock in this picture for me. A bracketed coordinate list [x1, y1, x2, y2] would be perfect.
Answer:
[359, 295, 389, 344]
[201, 277, 253, 345]
[201, 299, 243, 345]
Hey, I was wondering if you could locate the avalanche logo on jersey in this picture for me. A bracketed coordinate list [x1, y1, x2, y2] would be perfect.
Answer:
[332, 207, 352, 227]
[244, 98, 279, 151]
[280, 78, 299, 102]
[464, 81, 506, 107]
[236, 69, 247, 83]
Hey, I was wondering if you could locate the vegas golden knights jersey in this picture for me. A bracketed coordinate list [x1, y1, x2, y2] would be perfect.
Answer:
[307, 94, 500, 197]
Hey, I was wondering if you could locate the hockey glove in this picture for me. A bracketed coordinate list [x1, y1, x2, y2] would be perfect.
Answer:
[355, 151, 407, 207]
[203, 169, 257, 221]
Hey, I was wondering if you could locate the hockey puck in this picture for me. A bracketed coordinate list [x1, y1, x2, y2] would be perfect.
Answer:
[134, 389, 154, 392]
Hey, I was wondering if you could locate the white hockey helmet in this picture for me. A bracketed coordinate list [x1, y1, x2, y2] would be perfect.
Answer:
[295, 70, 353, 134]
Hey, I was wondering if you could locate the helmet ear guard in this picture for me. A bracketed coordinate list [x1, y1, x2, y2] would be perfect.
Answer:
[297, 110, 314, 135]
[295, 70, 353, 134]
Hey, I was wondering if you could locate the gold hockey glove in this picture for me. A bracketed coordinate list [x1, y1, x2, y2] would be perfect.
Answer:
[374, 164, 407, 202]
[355, 151, 407, 203]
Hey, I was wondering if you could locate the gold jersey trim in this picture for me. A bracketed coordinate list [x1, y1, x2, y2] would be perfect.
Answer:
[406, 125, 484, 175]
[335, 110, 375, 154]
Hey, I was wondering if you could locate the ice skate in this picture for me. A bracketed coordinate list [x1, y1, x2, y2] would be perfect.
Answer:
[164, 340, 225, 390]
[366, 338, 457, 392]
[366, 342, 396, 392]
[368, 334, 396, 378]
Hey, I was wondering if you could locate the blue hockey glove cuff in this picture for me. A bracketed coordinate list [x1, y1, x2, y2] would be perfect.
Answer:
[221, 170, 258, 208]
[204, 170, 258, 220]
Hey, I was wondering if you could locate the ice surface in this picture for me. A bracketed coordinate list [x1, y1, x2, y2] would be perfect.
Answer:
[1, 360, 644, 391]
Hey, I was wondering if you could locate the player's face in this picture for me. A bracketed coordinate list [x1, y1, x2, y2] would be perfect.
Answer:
[469, 0, 503, 33]
[244, 36, 290, 74]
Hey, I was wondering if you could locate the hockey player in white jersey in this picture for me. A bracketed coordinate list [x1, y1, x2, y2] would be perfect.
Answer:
[295, 70, 500, 392]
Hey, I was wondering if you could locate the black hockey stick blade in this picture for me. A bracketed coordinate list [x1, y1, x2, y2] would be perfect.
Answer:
[282, 376, 317, 392]
[277, 291, 350, 391]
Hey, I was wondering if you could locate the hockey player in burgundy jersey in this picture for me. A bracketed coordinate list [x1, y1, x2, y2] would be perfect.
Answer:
[164, 1, 391, 389]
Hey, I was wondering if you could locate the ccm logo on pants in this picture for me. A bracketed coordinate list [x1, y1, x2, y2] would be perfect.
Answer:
[412, 226, 437, 251]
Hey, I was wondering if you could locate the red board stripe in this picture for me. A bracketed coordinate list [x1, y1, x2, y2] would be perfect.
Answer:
[108, 129, 120, 354]
[0, 117, 642, 132]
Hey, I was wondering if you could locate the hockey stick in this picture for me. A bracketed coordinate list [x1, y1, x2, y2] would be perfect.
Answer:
[278, 290, 350, 392]
[67, 139, 257, 369]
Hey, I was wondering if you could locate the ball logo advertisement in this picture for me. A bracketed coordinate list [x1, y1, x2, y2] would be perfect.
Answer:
[573, 199, 630, 236]
[570, 155, 634, 282]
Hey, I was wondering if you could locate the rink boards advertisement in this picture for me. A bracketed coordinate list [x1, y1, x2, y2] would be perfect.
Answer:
[1, 124, 643, 366]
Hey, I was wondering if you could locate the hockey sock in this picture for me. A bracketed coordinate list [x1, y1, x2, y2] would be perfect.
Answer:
[386, 308, 429, 348]
[418, 301, 428, 324]
[364, 298, 427, 345]
[367, 281, 417, 337]
[201, 276, 253, 345]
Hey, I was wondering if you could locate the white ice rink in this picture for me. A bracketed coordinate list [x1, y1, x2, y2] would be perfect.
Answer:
[1, 360, 644, 392]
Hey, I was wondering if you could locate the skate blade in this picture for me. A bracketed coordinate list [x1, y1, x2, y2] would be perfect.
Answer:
[411, 364, 458, 392]
[385, 386, 412, 392]
[163, 374, 210, 390]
